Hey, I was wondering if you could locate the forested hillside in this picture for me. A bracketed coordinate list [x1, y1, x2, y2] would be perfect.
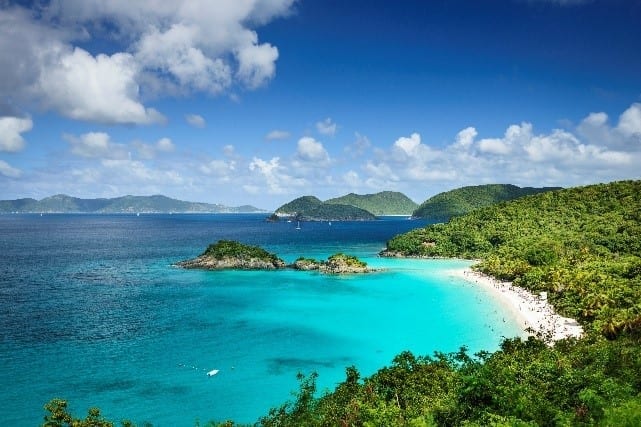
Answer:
[325, 191, 417, 215]
[386, 180, 641, 338]
[274, 196, 376, 221]
[412, 184, 560, 222]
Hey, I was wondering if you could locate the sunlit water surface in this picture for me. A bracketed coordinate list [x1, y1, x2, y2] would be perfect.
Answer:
[0, 214, 522, 425]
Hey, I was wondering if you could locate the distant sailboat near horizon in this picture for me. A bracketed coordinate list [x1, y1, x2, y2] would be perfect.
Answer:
[296, 221, 301, 230]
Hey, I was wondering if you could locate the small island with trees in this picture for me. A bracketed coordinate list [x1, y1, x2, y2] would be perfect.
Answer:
[175, 240, 375, 274]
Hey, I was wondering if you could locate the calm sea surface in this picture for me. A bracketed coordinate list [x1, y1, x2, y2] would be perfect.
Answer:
[0, 214, 522, 426]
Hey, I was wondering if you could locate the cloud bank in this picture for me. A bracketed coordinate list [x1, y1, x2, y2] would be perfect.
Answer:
[0, 1, 296, 125]
[2, 103, 640, 208]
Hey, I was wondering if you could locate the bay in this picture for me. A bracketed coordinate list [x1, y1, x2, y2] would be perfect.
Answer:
[0, 214, 522, 426]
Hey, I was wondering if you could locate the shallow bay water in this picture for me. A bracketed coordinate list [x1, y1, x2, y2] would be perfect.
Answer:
[0, 214, 522, 425]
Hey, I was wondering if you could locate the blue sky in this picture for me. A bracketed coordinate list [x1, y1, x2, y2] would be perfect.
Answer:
[1, 0, 640, 209]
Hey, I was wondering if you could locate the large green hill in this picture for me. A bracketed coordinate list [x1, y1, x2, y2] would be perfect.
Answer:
[325, 191, 417, 215]
[412, 183, 561, 222]
[274, 195, 375, 221]
[274, 195, 323, 214]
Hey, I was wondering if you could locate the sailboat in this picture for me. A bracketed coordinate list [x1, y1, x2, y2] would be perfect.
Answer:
[296, 221, 301, 230]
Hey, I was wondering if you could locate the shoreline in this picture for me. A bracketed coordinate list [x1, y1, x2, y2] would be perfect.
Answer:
[448, 267, 583, 343]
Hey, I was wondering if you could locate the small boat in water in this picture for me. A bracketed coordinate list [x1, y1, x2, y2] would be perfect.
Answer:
[207, 369, 219, 376]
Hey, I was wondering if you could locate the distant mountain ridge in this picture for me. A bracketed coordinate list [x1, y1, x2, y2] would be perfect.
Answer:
[325, 191, 417, 215]
[0, 194, 265, 213]
[412, 184, 562, 222]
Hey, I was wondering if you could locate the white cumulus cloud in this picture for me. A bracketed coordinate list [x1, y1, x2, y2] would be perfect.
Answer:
[296, 137, 330, 165]
[200, 159, 237, 178]
[360, 103, 641, 196]
[0, 160, 22, 178]
[156, 138, 175, 152]
[0, 116, 33, 152]
[236, 42, 279, 89]
[64, 132, 129, 159]
[248, 156, 287, 194]
[454, 127, 478, 150]
[0, 1, 295, 125]
[617, 103, 641, 138]
[265, 130, 291, 141]
[316, 117, 337, 136]
[478, 123, 533, 155]
[393, 133, 422, 156]
[248, 156, 308, 195]
[37, 47, 165, 125]
[134, 137, 175, 159]
[100, 159, 184, 185]
[185, 114, 206, 128]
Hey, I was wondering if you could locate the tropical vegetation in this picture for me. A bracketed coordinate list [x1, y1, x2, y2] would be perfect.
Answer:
[42, 180, 641, 426]
[201, 240, 283, 264]
[292, 253, 370, 274]
[386, 180, 641, 339]
[411, 184, 560, 222]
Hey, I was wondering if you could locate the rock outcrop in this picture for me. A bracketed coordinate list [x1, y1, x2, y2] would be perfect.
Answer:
[176, 240, 286, 270]
[291, 253, 375, 274]
[177, 241, 375, 274]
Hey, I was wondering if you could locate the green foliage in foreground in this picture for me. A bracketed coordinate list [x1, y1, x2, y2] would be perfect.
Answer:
[42, 398, 127, 427]
[412, 184, 561, 222]
[326, 191, 418, 215]
[43, 334, 641, 426]
[41, 398, 243, 427]
[259, 337, 641, 426]
[202, 240, 282, 264]
[387, 180, 641, 339]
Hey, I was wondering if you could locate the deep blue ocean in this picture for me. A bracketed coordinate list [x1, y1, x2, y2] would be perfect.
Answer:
[0, 214, 522, 426]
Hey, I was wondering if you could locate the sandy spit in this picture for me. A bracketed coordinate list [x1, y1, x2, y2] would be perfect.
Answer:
[448, 267, 583, 343]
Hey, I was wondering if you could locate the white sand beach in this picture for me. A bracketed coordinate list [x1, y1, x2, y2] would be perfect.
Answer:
[449, 267, 583, 343]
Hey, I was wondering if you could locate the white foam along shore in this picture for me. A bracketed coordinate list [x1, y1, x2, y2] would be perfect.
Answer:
[449, 267, 583, 343]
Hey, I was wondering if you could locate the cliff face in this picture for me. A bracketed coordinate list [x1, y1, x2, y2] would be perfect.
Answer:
[176, 254, 286, 270]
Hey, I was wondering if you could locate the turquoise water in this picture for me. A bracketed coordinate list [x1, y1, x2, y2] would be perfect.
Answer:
[0, 214, 522, 425]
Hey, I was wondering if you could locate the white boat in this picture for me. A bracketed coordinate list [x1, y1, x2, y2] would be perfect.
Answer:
[207, 369, 219, 376]
[296, 221, 301, 230]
